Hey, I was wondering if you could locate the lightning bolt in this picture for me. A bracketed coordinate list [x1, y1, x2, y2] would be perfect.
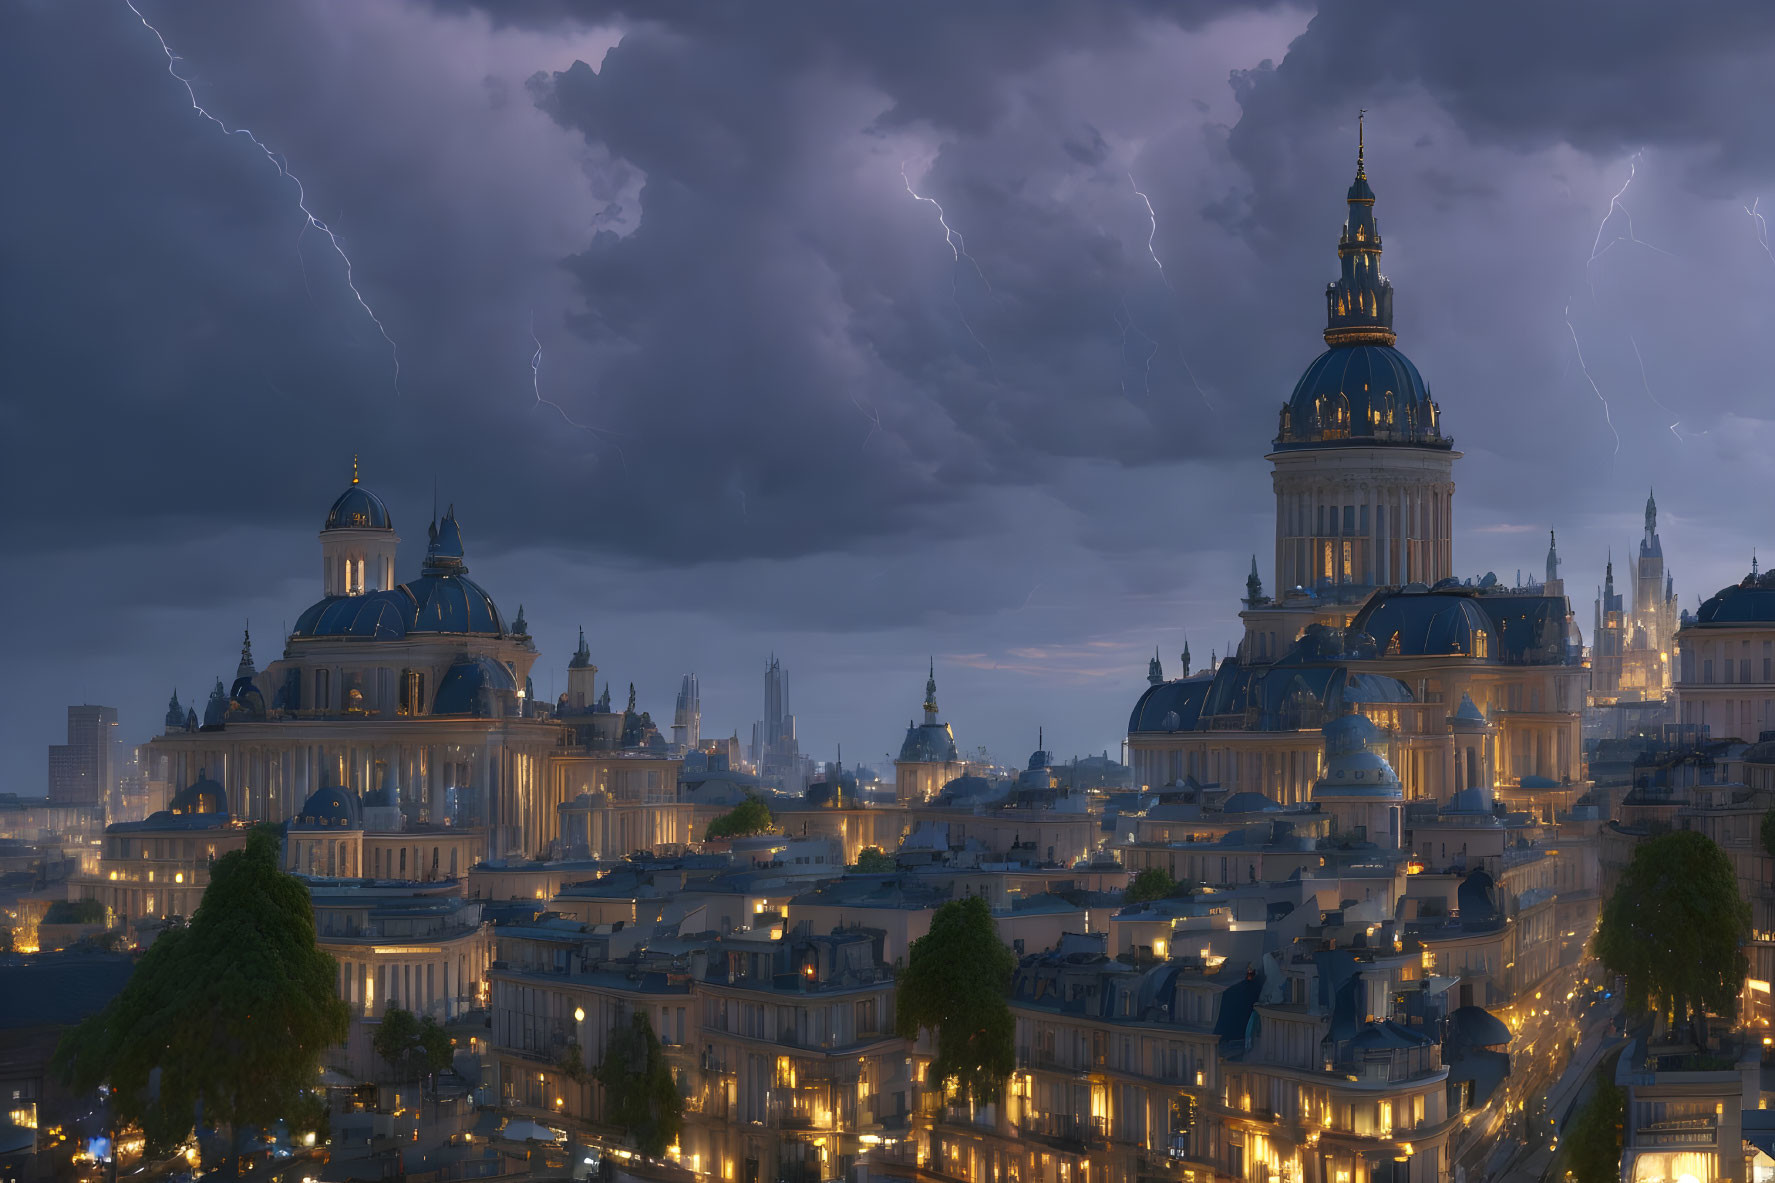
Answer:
[1628, 333, 1683, 442]
[1126, 172, 1215, 412]
[1564, 302, 1619, 457]
[1113, 300, 1159, 400]
[1586, 151, 1673, 291]
[527, 313, 628, 467]
[1130, 174, 1173, 293]
[123, 0, 401, 394]
[850, 395, 883, 451]
[1747, 197, 1775, 265]
[900, 161, 998, 377]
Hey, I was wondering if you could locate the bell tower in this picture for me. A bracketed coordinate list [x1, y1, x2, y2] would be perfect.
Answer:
[1267, 120, 1459, 608]
[319, 456, 399, 597]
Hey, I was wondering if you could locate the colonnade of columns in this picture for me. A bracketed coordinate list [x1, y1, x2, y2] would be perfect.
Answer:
[1273, 477, 1454, 593]
[154, 732, 556, 859]
[333, 933, 493, 1019]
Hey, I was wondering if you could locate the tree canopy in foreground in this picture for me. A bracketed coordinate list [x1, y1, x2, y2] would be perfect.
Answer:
[704, 795, 773, 839]
[595, 1012, 681, 1157]
[895, 895, 1016, 1106]
[1594, 828, 1748, 1044]
[55, 828, 348, 1164]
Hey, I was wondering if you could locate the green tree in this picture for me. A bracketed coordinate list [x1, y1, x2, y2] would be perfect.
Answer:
[1125, 867, 1176, 904]
[595, 1012, 681, 1158]
[895, 896, 1016, 1106]
[850, 846, 895, 873]
[1562, 1074, 1625, 1183]
[704, 795, 773, 839]
[54, 828, 348, 1174]
[373, 1008, 454, 1083]
[43, 898, 107, 925]
[1594, 829, 1749, 1045]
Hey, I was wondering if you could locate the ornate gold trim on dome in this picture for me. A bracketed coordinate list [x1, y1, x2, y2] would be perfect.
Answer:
[1324, 326, 1397, 347]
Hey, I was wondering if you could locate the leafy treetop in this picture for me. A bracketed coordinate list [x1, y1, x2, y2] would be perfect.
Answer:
[1594, 828, 1749, 1045]
[55, 828, 349, 1160]
[595, 1012, 682, 1158]
[705, 795, 773, 840]
[851, 846, 895, 873]
[895, 895, 1017, 1106]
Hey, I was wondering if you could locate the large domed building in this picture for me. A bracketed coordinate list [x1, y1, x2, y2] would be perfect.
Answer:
[1266, 134, 1457, 625]
[134, 464, 692, 876]
[1128, 138, 1586, 810]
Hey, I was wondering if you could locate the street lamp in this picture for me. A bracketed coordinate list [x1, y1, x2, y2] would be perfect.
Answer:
[574, 1007, 585, 1024]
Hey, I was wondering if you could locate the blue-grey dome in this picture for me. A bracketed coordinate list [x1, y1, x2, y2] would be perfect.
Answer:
[1128, 676, 1211, 733]
[433, 654, 518, 716]
[1696, 572, 1775, 624]
[292, 591, 411, 640]
[402, 572, 507, 635]
[899, 721, 958, 763]
[1274, 344, 1448, 450]
[169, 774, 227, 816]
[1353, 591, 1493, 657]
[323, 483, 393, 532]
[294, 784, 362, 828]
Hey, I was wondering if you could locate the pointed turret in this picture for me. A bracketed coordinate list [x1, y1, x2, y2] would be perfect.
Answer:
[164, 689, 185, 732]
[422, 504, 467, 575]
[1323, 112, 1395, 348]
[1546, 530, 1560, 585]
[236, 625, 256, 681]
[1181, 636, 1191, 676]
[512, 604, 529, 636]
[566, 626, 598, 710]
[1244, 555, 1266, 607]
[923, 658, 939, 725]
[1147, 648, 1164, 686]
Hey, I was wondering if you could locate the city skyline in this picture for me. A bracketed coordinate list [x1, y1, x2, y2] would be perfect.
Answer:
[9, 2, 1775, 788]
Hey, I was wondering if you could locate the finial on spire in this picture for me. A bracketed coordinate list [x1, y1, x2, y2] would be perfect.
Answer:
[922, 658, 939, 722]
[1357, 108, 1367, 178]
[352, 453, 360, 484]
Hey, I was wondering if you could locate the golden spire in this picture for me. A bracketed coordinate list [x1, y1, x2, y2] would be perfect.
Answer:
[352, 453, 360, 484]
[1357, 108, 1367, 179]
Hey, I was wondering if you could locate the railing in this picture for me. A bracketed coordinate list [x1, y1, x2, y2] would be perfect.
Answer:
[1020, 1114, 1107, 1148]
[1635, 1117, 1719, 1148]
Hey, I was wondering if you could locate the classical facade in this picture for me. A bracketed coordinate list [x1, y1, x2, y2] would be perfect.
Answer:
[1130, 138, 1584, 808]
[144, 471, 683, 863]
[1674, 569, 1775, 740]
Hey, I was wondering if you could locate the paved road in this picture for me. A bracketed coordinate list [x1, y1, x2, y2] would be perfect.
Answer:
[1489, 1014, 1626, 1183]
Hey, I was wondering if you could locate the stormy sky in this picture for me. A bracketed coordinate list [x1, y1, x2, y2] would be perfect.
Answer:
[6, 0, 1775, 788]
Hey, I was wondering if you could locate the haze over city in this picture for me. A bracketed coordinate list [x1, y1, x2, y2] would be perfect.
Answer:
[9, 2, 1775, 782]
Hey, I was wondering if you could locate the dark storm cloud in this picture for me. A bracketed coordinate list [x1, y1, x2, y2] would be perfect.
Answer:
[14, 0, 1775, 790]
[1228, 1, 1775, 186]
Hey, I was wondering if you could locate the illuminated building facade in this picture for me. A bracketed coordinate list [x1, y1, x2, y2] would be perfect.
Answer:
[142, 469, 683, 863]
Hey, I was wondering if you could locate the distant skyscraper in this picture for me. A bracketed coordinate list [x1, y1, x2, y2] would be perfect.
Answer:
[754, 656, 804, 790]
[672, 673, 701, 751]
[48, 704, 119, 809]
